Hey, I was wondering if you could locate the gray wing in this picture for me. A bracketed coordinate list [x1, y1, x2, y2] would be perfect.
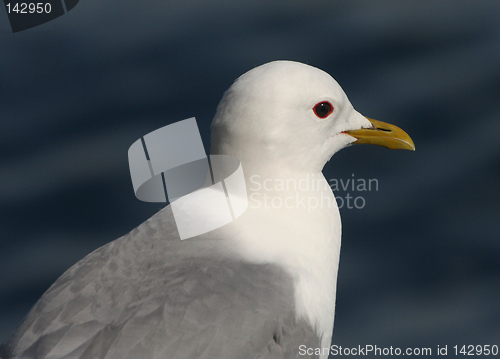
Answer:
[0, 208, 321, 359]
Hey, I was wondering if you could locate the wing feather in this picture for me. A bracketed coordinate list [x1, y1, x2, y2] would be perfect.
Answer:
[1, 208, 322, 359]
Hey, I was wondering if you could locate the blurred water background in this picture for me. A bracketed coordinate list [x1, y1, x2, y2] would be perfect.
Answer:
[1, 1, 499, 356]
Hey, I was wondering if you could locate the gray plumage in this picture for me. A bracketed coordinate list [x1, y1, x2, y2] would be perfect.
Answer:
[2, 60, 401, 359]
[0, 207, 320, 359]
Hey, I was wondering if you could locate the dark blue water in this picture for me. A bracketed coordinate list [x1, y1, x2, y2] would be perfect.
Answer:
[1, 1, 499, 355]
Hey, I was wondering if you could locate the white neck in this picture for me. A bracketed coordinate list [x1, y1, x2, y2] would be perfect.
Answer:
[222, 166, 342, 350]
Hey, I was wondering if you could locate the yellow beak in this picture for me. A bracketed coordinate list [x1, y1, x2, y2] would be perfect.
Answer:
[345, 118, 415, 151]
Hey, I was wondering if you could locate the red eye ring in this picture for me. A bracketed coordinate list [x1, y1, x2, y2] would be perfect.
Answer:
[313, 101, 334, 118]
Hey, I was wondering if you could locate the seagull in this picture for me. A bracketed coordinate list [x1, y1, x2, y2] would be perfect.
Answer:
[0, 61, 414, 359]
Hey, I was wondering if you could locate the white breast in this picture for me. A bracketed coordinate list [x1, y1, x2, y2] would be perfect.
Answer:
[219, 171, 341, 352]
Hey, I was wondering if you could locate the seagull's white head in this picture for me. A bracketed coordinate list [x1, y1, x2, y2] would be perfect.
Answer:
[211, 61, 368, 172]
[211, 61, 414, 173]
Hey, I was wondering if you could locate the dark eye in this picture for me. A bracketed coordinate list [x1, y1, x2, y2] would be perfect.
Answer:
[313, 101, 333, 118]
